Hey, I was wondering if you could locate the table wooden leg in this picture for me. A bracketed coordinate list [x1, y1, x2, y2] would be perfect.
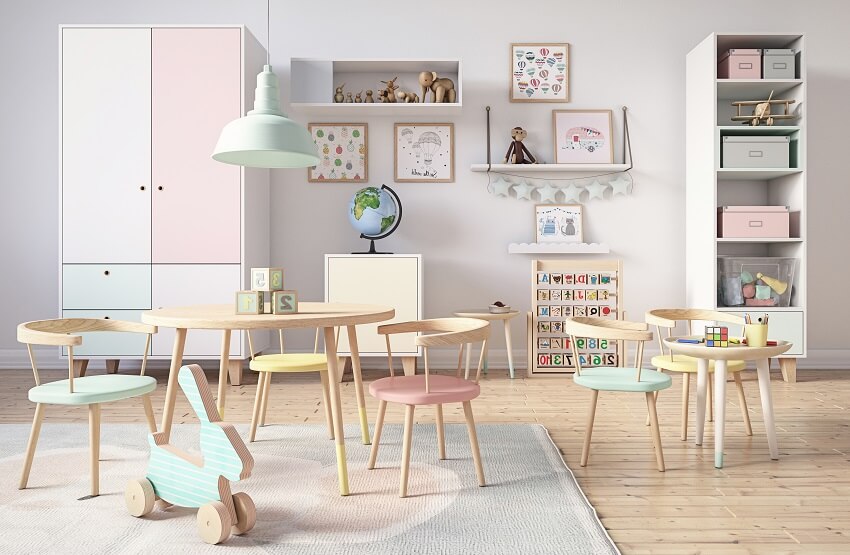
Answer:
[756, 358, 779, 460]
[695, 358, 708, 446]
[323, 326, 349, 496]
[105, 359, 120, 374]
[160, 328, 187, 439]
[347, 325, 370, 445]
[217, 329, 232, 418]
[714, 359, 727, 468]
[504, 320, 515, 379]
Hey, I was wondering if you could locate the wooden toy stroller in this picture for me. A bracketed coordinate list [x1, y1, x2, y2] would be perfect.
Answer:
[125, 364, 256, 544]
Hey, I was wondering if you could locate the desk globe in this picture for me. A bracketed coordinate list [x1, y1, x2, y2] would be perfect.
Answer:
[348, 184, 403, 254]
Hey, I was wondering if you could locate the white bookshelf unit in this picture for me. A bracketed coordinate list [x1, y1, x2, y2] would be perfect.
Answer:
[289, 58, 462, 115]
[686, 33, 806, 382]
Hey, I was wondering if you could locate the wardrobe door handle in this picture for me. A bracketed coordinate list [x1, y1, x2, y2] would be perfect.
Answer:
[103, 270, 110, 276]
[157, 186, 164, 191]
[140, 185, 146, 191]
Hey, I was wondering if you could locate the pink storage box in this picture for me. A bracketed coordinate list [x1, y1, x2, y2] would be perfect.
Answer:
[718, 49, 762, 79]
[717, 206, 789, 238]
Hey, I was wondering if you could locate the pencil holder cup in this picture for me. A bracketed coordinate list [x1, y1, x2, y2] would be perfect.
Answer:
[744, 324, 768, 348]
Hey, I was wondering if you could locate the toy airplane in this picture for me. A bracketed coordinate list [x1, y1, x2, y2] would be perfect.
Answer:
[731, 90, 797, 126]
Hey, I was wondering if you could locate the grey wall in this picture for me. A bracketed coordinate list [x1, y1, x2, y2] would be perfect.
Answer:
[2, 0, 848, 362]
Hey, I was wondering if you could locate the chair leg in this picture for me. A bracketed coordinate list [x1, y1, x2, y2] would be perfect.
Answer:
[368, 400, 387, 470]
[645, 392, 665, 472]
[319, 370, 334, 440]
[462, 401, 485, 487]
[581, 390, 599, 467]
[142, 394, 157, 434]
[89, 403, 101, 496]
[249, 372, 266, 443]
[708, 372, 714, 422]
[645, 389, 660, 426]
[733, 372, 753, 436]
[681, 373, 690, 441]
[259, 372, 272, 427]
[435, 404, 446, 460]
[19, 403, 45, 490]
[400, 404, 416, 498]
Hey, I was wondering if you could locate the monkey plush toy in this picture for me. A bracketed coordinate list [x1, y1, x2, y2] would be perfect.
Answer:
[503, 127, 537, 164]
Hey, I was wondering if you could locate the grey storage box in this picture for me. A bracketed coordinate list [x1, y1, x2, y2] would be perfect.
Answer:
[763, 49, 797, 79]
[722, 136, 790, 168]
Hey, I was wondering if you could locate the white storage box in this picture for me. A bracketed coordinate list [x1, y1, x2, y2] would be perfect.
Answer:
[722, 136, 790, 168]
[763, 49, 797, 79]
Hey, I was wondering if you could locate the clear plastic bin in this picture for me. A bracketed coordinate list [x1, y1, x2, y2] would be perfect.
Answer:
[717, 256, 796, 307]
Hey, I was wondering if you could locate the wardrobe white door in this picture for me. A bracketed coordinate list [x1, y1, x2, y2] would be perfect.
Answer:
[62, 28, 152, 263]
[151, 264, 241, 357]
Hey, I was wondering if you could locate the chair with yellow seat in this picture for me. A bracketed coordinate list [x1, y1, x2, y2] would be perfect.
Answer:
[16, 318, 158, 497]
[245, 329, 336, 443]
[645, 309, 752, 442]
[564, 316, 671, 472]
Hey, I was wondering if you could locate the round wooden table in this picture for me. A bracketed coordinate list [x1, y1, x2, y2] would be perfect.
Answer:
[663, 337, 791, 468]
[453, 309, 520, 379]
[142, 302, 395, 496]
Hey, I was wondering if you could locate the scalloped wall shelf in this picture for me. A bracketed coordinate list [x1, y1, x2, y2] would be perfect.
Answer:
[508, 242, 610, 254]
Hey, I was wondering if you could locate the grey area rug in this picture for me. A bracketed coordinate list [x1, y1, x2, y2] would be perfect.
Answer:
[0, 423, 618, 554]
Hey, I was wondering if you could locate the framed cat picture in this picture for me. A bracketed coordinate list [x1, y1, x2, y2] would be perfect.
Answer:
[535, 204, 583, 243]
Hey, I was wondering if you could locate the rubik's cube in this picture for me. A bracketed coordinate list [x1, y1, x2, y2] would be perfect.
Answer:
[705, 326, 729, 347]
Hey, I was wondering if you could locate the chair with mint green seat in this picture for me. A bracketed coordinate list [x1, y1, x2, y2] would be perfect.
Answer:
[564, 316, 671, 471]
[17, 318, 158, 497]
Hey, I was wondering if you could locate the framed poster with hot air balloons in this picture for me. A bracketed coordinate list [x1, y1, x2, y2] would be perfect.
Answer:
[510, 43, 570, 102]
[307, 123, 368, 182]
[394, 123, 455, 183]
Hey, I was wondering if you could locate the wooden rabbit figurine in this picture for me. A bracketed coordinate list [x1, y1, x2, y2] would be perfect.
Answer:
[333, 83, 345, 103]
[354, 90, 363, 103]
[380, 76, 399, 103]
[126, 365, 256, 545]
[345, 92, 354, 103]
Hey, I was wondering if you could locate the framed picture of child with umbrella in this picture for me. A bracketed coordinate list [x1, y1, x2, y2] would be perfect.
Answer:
[394, 123, 454, 183]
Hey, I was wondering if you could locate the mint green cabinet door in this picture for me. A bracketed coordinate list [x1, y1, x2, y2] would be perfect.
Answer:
[62, 264, 151, 309]
[61, 310, 148, 357]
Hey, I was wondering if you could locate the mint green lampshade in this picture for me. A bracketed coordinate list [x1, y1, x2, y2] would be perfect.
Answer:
[212, 65, 319, 168]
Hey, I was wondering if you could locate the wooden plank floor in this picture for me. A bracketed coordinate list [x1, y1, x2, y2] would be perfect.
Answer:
[1, 365, 848, 554]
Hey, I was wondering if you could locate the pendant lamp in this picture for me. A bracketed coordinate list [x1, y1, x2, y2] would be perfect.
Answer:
[211, 2, 318, 168]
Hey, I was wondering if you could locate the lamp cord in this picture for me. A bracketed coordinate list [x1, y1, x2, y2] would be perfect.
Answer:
[266, 0, 270, 65]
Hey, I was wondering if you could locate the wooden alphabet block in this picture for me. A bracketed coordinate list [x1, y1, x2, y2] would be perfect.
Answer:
[250, 268, 284, 292]
[272, 290, 299, 314]
[235, 291, 264, 314]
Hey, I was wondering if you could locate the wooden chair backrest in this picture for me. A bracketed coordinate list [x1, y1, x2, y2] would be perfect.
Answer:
[16, 318, 156, 393]
[246, 327, 339, 358]
[563, 317, 652, 380]
[645, 308, 746, 359]
[378, 318, 491, 392]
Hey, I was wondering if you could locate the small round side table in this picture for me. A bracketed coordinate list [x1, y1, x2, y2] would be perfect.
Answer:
[453, 309, 521, 379]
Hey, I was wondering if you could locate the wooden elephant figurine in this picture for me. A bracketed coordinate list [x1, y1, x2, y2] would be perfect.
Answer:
[419, 71, 457, 103]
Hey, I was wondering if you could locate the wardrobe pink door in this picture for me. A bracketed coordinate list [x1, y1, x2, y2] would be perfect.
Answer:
[151, 28, 241, 263]
[62, 28, 152, 263]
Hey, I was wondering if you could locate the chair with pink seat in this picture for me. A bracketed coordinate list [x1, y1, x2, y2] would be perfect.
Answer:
[367, 318, 490, 498]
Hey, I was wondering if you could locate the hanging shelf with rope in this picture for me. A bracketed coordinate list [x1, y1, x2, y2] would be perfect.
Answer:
[473, 106, 635, 202]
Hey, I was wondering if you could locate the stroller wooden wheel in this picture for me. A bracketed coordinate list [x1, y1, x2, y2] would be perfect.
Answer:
[231, 492, 256, 535]
[197, 501, 232, 544]
[125, 478, 156, 517]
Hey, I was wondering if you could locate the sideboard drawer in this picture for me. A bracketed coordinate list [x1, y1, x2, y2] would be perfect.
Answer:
[63, 264, 151, 309]
[61, 310, 148, 357]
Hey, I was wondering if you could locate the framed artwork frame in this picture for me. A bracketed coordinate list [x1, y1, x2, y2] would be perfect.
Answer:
[552, 110, 614, 164]
[510, 43, 570, 103]
[535, 204, 583, 243]
[394, 123, 454, 183]
[307, 123, 368, 182]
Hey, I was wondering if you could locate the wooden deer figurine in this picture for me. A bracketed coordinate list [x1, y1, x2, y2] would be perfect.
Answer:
[125, 365, 255, 545]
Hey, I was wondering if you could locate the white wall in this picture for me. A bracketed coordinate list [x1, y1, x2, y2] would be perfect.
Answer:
[1, 0, 848, 365]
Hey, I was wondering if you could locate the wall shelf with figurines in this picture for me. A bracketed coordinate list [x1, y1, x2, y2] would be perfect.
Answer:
[289, 58, 462, 115]
[474, 106, 634, 203]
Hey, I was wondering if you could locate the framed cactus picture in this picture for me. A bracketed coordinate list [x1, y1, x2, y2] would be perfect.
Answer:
[307, 123, 368, 182]
[510, 43, 570, 102]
